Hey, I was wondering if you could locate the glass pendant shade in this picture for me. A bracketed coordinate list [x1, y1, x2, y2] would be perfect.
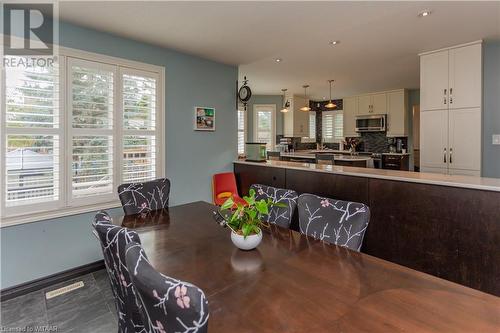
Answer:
[326, 79, 336, 109]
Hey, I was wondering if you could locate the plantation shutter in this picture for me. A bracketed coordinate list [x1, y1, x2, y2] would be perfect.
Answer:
[4, 57, 61, 208]
[69, 58, 115, 200]
[322, 110, 344, 143]
[122, 70, 158, 183]
[237, 109, 245, 154]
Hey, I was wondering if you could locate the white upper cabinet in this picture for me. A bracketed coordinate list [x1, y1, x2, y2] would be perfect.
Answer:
[343, 96, 359, 137]
[420, 50, 449, 111]
[371, 93, 387, 115]
[449, 43, 482, 109]
[386, 90, 408, 137]
[357, 93, 387, 116]
[357, 95, 372, 116]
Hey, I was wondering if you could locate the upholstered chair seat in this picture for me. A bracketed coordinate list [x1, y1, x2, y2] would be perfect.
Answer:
[118, 178, 171, 215]
[250, 184, 298, 229]
[125, 242, 209, 333]
[297, 194, 370, 251]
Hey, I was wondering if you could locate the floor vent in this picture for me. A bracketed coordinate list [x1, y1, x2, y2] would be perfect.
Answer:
[45, 281, 84, 299]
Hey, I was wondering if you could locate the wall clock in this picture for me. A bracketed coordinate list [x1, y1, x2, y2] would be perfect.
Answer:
[238, 76, 252, 109]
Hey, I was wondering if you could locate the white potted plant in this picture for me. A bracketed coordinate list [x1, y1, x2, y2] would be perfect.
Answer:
[220, 189, 285, 251]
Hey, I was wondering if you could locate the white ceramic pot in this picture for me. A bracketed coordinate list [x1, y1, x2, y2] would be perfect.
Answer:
[231, 229, 262, 251]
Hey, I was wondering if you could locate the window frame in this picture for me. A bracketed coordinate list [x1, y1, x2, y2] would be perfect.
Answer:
[322, 110, 344, 143]
[252, 104, 276, 151]
[0, 44, 165, 227]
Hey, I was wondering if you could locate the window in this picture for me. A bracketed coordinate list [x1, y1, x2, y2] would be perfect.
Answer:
[1, 49, 164, 225]
[302, 111, 316, 143]
[322, 110, 344, 143]
[253, 104, 276, 150]
[237, 109, 246, 154]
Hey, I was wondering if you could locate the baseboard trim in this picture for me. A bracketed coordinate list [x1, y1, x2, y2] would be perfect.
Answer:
[0, 260, 105, 302]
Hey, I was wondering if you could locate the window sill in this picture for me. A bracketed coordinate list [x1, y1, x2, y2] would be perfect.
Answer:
[0, 201, 122, 228]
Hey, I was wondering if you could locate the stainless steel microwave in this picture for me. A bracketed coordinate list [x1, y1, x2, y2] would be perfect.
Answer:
[355, 115, 386, 132]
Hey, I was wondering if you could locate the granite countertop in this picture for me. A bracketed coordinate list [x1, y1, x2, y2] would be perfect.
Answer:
[234, 160, 500, 192]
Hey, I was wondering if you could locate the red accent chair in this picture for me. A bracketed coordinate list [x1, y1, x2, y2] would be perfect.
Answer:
[212, 172, 247, 207]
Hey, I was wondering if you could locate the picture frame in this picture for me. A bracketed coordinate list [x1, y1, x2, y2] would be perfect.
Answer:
[194, 106, 215, 131]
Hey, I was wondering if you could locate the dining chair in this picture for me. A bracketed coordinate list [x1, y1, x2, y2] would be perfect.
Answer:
[315, 153, 335, 165]
[212, 172, 247, 207]
[118, 178, 171, 215]
[125, 241, 209, 333]
[250, 184, 298, 229]
[297, 193, 370, 251]
[92, 211, 145, 333]
[267, 151, 281, 160]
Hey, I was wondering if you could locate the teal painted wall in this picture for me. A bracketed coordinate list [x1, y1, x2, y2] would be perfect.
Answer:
[482, 41, 500, 178]
[245, 95, 283, 142]
[0, 21, 237, 289]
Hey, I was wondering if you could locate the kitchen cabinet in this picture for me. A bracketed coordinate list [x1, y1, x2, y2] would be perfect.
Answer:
[357, 93, 387, 116]
[448, 108, 481, 175]
[420, 109, 448, 172]
[283, 94, 310, 137]
[449, 43, 482, 109]
[420, 41, 482, 175]
[342, 96, 359, 137]
[386, 89, 408, 137]
[420, 50, 449, 111]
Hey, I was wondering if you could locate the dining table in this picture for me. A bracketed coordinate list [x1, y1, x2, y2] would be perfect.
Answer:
[116, 201, 500, 333]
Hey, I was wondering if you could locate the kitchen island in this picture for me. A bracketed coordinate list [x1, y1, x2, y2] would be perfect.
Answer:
[234, 159, 500, 296]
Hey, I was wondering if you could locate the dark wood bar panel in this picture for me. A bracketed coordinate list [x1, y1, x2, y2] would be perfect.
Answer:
[234, 161, 500, 296]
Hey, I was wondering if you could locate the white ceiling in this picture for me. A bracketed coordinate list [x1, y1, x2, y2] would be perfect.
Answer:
[59, 1, 500, 100]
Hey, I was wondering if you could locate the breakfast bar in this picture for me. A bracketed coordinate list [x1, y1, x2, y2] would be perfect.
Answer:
[234, 160, 500, 296]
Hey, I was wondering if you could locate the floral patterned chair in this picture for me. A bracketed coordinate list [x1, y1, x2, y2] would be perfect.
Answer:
[125, 242, 209, 333]
[250, 184, 298, 229]
[118, 178, 171, 215]
[297, 193, 370, 251]
[92, 211, 145, 333]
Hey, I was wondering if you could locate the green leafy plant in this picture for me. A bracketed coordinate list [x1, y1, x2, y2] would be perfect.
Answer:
[220, 189, 286, 238]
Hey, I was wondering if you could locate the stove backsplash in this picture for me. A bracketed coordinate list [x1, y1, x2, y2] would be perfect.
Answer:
[346, 132, 408, 153]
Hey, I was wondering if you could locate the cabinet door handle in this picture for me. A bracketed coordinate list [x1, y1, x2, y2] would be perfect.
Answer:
[444, 89, 447, 105]
[443, 148, 447, 163]
[450, 88, 453, 104]
[449, 147, 453, 164]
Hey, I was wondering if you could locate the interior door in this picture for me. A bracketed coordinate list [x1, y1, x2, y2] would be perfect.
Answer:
[420, 109, 448, 171]
[357, 95, 372, 116]
[371, 93, 387, 114]
[448, 108, 481, 172]
[420, 50, 449, 111]
[449, 43, 482, 109]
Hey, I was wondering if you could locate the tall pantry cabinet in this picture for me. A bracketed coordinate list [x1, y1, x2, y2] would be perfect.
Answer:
[419, 41, 482, 176]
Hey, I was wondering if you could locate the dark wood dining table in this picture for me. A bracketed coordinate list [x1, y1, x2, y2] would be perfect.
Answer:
[116, 201, 500, 333]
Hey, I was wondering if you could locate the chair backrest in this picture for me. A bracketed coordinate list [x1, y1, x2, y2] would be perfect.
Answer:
[250, 184, 298, 229]
[118, 178, 171, 215]
[267, 151, 281, 160]
[297, 193, 370, 251]
[92, 211, 145, 332]
[315, 153, 334, 165]
[125, 242, 209, 333]
[213, 172, 238, 201]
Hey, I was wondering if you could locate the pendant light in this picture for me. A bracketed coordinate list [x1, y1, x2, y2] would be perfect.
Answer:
[300, 84, 311, 112]
[280, 88, 290, 113]
[325, 79, 337, 109]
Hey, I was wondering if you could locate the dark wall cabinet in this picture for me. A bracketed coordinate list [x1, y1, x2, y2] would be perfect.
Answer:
[234, 162, 500, 296]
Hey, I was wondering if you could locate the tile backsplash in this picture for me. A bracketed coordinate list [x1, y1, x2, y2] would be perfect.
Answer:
[346, 132, 408, 153]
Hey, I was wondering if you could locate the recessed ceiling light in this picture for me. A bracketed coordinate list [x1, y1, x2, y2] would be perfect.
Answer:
[418, 10, 431, 17]
[329, 41, 340, 46]
[275, 58, 283, 63]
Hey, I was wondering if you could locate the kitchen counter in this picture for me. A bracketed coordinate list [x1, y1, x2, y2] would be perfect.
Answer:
[235, 159, 500, 192]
